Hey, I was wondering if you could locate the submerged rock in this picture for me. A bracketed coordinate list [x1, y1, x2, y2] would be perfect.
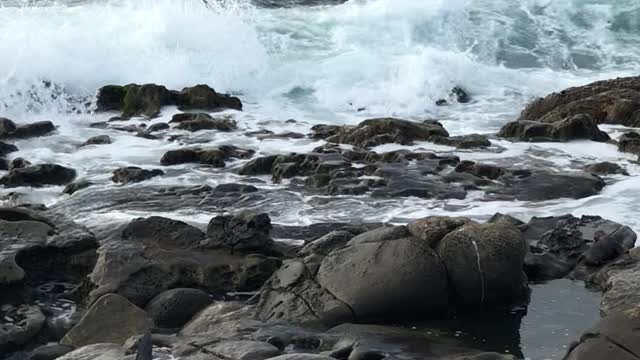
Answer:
[173, 113, 238, 132]
[618, 131, 640, 155]
[584, 162, 629, 176]
[0, 118, 55, 140]
[325, 118, 449, 148]
[81, 135, 112, 146]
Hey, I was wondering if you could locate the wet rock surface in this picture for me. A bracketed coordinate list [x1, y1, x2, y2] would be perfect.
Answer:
[498, 114, 609, 142]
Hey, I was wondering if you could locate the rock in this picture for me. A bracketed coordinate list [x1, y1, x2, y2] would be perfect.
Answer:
[175, 84, 242, 111]
[96, 85, 128, 111]
[145, 288, 212, 329]
[204, 212, 274, 253]
[12, 121, 56, 139]
[267, 355, 335, 360]
[497, 114, 609, 142]
[134, 332, 152, 360]
[518, 76, 640, 126]
[9, 158, 31, 170]
[63, 179, 93, 195]
[310, 124, 344, 140]
[214, 183, 258, 194]
[112, 167, 164, 184]
[173, 113, 237, 132]
[618, 132, 640, 155]
[316, 236, 449, 322]
[407, 216, 473, 248]
[61, 293, 150, 348]
[489, 169, 605, 201]
[584, 162, 629, 176]
[56, 343, 125, 360]
[0, 305, 46, 349]
[430, 134, 491, 149]
[455, 354, 516, 360]
[146, 122, 170, 132]
[0, 142, 18, 157]
[346, 225, 408, 245]
[0, 164, 76, 187]
[29, 344, 74, 360]
[451, 86, 471, 103]
[180, 301, 250, 336]
[325, 118, 449, 148]
[89, 216, 281, 306]
[211, 340, 280, 360]
[238, 155, 279, 176]
[297, 230, 354, 257]
[257, 132, 306, 140]
[437, 222, 528, 307]
[564, 307, 640, 360]
[599, 259, 640, 316]
[523, 215, 636, 283]
[121, 84, 174, 118]
[82, 135, 112, 146]
[121, 216, 205, 249]
[0, 117, 17, 136]
[161, 148, 225, 167]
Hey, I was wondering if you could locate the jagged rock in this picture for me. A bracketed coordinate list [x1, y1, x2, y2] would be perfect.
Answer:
[121, 84, 174, 118]
[145, 288, 212, 329]
[0, 305, 46, 350]
[96, 85, 128, 111]
[146, 122, 170, 133]
[89, 216, 281, 306]
[325, 118, 449, 148]
[518, 76, 640, 126]
[29, 344, 74, 360]
[9, 158, 31, 170]
[523, 215, 636, 283]
[61, 293, 150, 348]
[498, 114, 609, 142]
[204, 212, 274, 253]
[112, 167, 164, 184]
[81, 135, 111, 146]
[584, 162, 628, 176]
[175, 84, 242, 111]
[437, 222, 528, 307]
[0, 164, 76, 187]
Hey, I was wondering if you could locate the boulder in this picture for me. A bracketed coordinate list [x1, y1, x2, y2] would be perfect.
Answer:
[0, 164, 76, 187]
[145, 288, 212, 329]
[61, 293, 150, 348]
[111, 167, 164, 184]
[81, 135, 111, 146]
[488, 169, 605, 201]
[564, 307, 640, 360]
[9, 158, 31, 170]
[325, 118, 449, 148]
[316, 236, 448, 321]
[0, 142, 18, 157]
[518, 76, 640, 126]
[121, 84, 174, 118]
[597, 257, 640, 316]
[430, 134, 491, 149]
[618, 132, 640, 155]
[238, 155, 279, 176]
[63, 179, 93, 195]
[0, 117, 17, 137]
[89, 216, 281, 306]
[297, 230, 354, 257]
[204, 212, 274, 253]
[29, 344, 74, 360]
[171, 113, 237, 131]
[0, 305, 46, 350]
[96, 85, 128, 111]
[437, 222, 528, 307]
[497, 114, 609, 142]
[11, 121, 56, 139]
[146, 122, 170, 133]
[267, 356, 335, 360]
[175, 84, 242, 111]
[584, 162, 628, 176]
[407, 216, 473, 248]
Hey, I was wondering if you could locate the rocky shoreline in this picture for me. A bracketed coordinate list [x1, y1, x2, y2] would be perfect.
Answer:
[3, 77, 640, 359]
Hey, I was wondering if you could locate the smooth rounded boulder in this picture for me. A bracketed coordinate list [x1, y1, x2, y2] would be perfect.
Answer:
[317, 236, 449, 321]
[145, 288, 212, 329]
[437, 222, 528, 307]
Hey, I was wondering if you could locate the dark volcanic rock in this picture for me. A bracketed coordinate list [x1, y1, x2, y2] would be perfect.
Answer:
[523, 215, 636, 282]
[0, 142, 18, 157]
[96, 85, 127, 111]
[9, 158, 31, 171]
[175, 84, 242, 111]
[62, 179, 93, 195]
[0, 164, 76, 187]
[146, 122, 170, 133]
[161, 146, 253, 167]
[518, 76, 640, 126]
[0, 117, 18, 136]
[618, 132, 640, 155]
[238, 155, 280, 176]
[489, 169, 605, 201]
[121, 84, 174, 118]
[498, 114, 609, 142]
[0, 118, 55, 140]
[112, 167, 164, 184]
[0, 305, 45, 351]
[204, 211, 274, 253]
[88, 216, 280, 306]
[584, 162, 629, 176]
[81, 135, 112, 146]
[431, 134, 491, 149]
[145, 288, 212, 329]
[325, 118, 449, 148]
[171, 113, 238, 132]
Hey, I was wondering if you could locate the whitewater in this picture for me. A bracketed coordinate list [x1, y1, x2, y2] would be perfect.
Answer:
[1, 0, 640, 232]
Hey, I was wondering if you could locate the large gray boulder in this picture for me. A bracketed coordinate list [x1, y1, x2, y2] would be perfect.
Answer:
[317, 237, 448, 320]
[145, 288, 212, 329]
[437, 222, 528, 307]
[0, 305, 45, 350]
[56, 343, 125, 360]
[61, 293, 150, 348]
